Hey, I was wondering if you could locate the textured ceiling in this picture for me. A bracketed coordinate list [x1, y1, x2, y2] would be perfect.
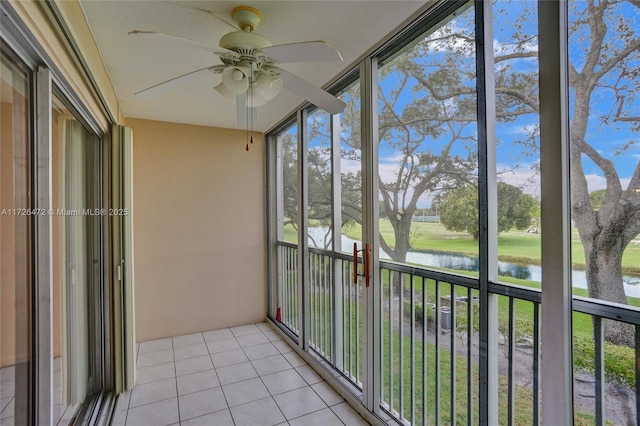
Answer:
[79, 0, 430, 132]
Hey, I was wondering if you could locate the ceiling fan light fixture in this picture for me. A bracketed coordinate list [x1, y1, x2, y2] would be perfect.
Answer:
[214, 82, 236, 102]
[255, 73, 283, 101]
[247, 88, 269, 107]
[221, 66, 249, 93]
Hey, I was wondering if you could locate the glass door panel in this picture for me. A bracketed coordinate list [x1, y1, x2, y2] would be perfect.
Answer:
[337, 81, 364, 386]
[306, 109, 333, 359]
[376, 4, 478, 422]
[0, 46, 32, 426]
[276, 122, 300, 335]
[52, 96, 101, 423]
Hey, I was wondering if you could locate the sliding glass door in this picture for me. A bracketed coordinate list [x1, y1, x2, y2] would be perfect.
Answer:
[52, 96, 103, 423]
[0, 44, 33, 426]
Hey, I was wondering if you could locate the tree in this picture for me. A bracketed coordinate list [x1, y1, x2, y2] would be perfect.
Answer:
[373, 0, 640, 345]
[438, 182, 538, 239]
[589, 189, 607, 211]
[568, 0, 640, 345]
[296, 0, 639, 344]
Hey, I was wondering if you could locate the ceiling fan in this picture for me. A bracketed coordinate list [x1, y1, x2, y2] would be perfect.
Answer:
[130, 5, 347, 123]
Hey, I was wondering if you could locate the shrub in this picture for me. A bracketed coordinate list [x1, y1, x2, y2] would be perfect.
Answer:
[573, 336, 635, 386]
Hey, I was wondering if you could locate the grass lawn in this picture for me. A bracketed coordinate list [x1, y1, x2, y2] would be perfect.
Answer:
[340, 220, 640, 275]
[280, 219, 638, 417]
[305, 292, 610, 425]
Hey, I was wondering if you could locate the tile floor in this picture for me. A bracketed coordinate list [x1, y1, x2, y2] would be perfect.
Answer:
[112, 322, 370, 425]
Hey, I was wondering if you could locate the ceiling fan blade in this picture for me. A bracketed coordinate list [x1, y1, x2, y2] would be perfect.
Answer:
[136, 66, 215, 98]
[236, 93, 258, 126]
[260, 41, 343, 64]
[162, 1, 239, 31]
[129, 30, 239, 57]
[276, 68, 346, 115]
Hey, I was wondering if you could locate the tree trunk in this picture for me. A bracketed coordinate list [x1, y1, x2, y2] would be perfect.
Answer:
[583, 229, 634, 346]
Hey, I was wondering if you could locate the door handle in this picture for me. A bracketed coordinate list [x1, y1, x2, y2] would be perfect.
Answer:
[353, 242, 372, 287]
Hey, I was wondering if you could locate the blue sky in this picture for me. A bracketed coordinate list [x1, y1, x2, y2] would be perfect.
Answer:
[296, 1, 639, 209]
[373, 0, 639, 207]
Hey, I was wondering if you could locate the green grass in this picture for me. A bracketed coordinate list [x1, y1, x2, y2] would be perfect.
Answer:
[340, 220, 640, 275]
[303, 291, 610, 424]
[280, 221, 639, 422]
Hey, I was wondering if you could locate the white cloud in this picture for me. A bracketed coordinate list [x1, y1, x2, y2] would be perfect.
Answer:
[502, 123, 538, 136]
[497, 163, 540, 196]
[584, 174, 607, 192]
[493, 38, 538, 56]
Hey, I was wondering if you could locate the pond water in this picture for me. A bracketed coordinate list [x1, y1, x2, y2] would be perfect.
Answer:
[307, 227, 640, 298]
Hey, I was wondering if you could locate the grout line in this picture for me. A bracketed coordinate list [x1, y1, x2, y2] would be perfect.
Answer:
[207, 335, 228, 412]
[171, 337, 180, 424]
[248, 325, 290, 423]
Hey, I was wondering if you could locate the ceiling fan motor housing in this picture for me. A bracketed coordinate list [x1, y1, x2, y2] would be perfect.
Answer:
[219, 31, 272, 56]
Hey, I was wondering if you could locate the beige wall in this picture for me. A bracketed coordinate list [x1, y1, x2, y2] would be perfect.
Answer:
[127, 118, 266, 342]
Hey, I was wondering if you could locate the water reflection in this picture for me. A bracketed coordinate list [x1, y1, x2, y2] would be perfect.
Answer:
[307, 227, 640, 298]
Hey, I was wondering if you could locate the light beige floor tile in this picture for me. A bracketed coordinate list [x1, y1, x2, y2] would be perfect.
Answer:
[295, 365, 323, 385]
[211, 348, 249, 368]
[129, 377, 177, 408]
[243, 342, 279, 360]
[237, 333, 270, 348]
[256, 322, 273, 332]
[125, 397, 178, 425]
[216, 361, 258, 385]
[229, 397, 286, 426]
[136, 349, 174, 368]
[331, 401, 369, 425]
[261, 330, 282, 342]
[207, 337, 241, 354]
[230, 324, 261, 337]
[261, 369, 307, 395]
[124, 325, 369, 426]
[222, 377, 270, 407]
[138, 338, 172, 354]
[273, 387, 327, 420]
[180, 409, 234, 426]
[282, 351, 306, 367]
[271, 340, 294, 354]
[177, 369, 220, 395]
[175, 355, 213, 377]
[311, 381, 344, 406]
[251, 354, 292, 376]
[114, 390, 132, 411]
[173, 343, 208, 361]
[110, 407, 127, 426]
[178, 387, 227, 421]
[289, 407, 343, 426]
[172, 333, 204, 348]
[136, 362, 175, 385]
[202, 328, 234, 342]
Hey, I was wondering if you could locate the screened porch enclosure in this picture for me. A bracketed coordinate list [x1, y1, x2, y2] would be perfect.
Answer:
[267, 1, 640, 425]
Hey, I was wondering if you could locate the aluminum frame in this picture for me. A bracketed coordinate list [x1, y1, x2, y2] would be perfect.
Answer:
[538, 1, 575, 423]
[296, 109, 310, 350]
[360, 56, 381, 413]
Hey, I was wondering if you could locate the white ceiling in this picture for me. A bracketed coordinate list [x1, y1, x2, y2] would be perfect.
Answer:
[79, 0, 430, 132]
